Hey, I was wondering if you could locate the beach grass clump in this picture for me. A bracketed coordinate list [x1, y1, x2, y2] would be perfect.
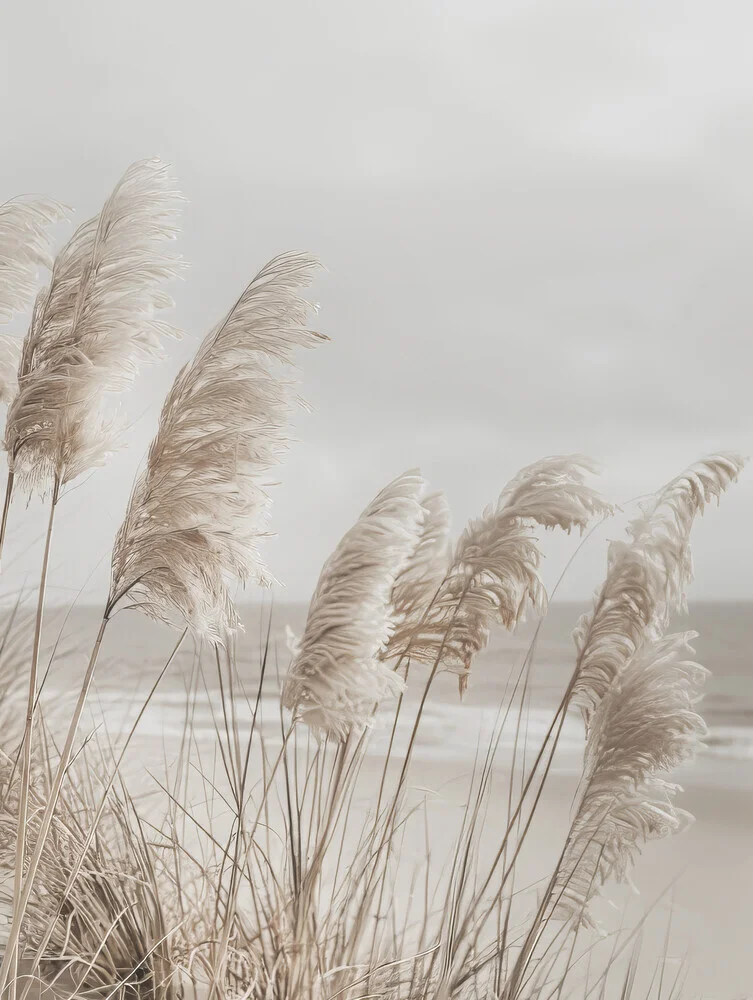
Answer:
[0, 161, 745, 1000]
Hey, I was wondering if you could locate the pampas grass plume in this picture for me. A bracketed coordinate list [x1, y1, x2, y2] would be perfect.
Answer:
[0, 336, 21, 406]
[4, 159, 183, 489]
[572, 453, 745, 727]
[389, 455, 613, 684]
[389, 490, 451, 628]
[0, 195, 68, 325]
[553, 632, 708, 927]
[282, 470, 426, 738]
[109, 251, 326, 640]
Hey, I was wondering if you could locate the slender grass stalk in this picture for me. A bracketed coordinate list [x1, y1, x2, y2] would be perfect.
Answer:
[0, 611, 109, 997]
[7, 476, 59, 997]
[15, 627, 188, 1000]
[0, 469, 14, 571]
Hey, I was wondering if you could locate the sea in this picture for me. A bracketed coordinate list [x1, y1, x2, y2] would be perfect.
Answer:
[37, 600, 753, 791]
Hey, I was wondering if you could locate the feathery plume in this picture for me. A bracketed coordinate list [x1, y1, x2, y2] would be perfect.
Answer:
[386, 490, 451, 654]
[572, 453, 745, 726]
[553, 632, 707, 927]
[386, 456, 612, 686]
[0, 336, 20, 405]
[0, 196, 67, 324]
[4, 159, 183, 490]
[627, 452, 744, 612]
[109, 252, 326, 640]
[282, 471, 426, 738]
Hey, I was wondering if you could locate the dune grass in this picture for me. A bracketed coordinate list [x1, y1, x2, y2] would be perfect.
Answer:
[0, 161, 745, 999]
[0, 455, 740, 1000]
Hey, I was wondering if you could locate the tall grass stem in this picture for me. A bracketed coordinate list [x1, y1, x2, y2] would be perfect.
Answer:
[7, 476, 59, 997]
[0, 469, 14, 572]
[0, 612, 109, 998]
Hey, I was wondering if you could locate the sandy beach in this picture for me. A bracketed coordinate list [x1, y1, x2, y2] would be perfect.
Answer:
[387, 758, 753, 998]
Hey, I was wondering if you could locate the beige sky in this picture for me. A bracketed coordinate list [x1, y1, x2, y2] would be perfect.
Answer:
[1, 0, 751, 603]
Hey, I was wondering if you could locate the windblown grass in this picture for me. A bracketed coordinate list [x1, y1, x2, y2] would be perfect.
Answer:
[0, 161, 745, 1000]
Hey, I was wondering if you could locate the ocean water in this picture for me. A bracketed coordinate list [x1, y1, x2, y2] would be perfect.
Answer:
[39, 600, 753, 789]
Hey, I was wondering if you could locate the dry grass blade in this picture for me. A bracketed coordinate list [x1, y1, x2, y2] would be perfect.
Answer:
[9, 740, 182, 1000]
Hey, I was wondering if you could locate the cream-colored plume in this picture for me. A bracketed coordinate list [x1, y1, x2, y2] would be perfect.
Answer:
[0, 195, 67, 325]
[109, 252, 325, 641]
[4, 160, 183, 489]
[282, 470, 426, 738]
[386, 455, 612, 686]
[572, 453, 745, 727]
[387, 490, 451, 646]
[0, 336, 21, 405]
[553, 632, 707, 927]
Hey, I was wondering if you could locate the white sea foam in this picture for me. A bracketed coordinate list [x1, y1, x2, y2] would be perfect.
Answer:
[85, 689, 753, 768]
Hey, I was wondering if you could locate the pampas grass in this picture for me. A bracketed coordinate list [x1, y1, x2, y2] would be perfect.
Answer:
[0, 192, 67, 558]
[0, 245, 325, 995]
[387, 455, 613, 687]
[0, 170, 746, 1000]
[110, 251, 326, 640]
[0, 196, 67, 325]
[0, 160, 185, 996]
[282, 470, 425, 738]
[0, 339, 20, 407]
[552, 632, 708, 928]
[4, 159, 183, 492]
[572, 453, 745, 729]
[489, 458, 743, 999]
[387, 490, 451, 654]
[0, 444, 741, 1000]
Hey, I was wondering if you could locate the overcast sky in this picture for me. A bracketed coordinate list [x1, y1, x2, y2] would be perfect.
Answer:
[1, 0, 752, 604]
